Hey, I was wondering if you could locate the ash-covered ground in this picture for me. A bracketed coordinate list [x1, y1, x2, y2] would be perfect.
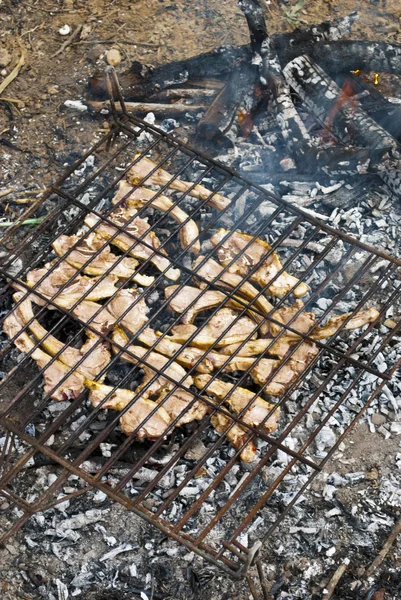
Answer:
[2, 1, 401, 599]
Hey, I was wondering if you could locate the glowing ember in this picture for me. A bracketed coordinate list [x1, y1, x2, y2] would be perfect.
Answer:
[374, 73, 379, 85]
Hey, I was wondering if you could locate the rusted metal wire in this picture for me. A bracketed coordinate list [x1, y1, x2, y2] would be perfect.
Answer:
[0, 68, 401, 577]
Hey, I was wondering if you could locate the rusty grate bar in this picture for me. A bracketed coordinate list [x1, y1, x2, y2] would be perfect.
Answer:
[1, 69, 401, 577]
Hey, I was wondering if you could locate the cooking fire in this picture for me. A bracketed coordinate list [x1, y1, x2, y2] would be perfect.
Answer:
[1, 1, 401, 599]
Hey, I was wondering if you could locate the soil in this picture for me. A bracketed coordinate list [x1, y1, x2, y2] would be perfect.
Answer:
[1, 1, 401, 599]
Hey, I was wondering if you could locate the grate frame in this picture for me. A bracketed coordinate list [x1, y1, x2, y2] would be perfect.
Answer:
[1, 69, 401, 577]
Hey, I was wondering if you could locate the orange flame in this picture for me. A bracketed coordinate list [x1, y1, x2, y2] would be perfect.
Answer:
[374, 73, 379, 85]
[324, 77, 357, 142]
[238, 109, 253, 138]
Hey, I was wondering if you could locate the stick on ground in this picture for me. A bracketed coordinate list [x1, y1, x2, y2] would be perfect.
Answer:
[322, 559, 349, 599]
[365, 514, 401, 578]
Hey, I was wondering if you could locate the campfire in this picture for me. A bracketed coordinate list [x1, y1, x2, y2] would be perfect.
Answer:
[1, 1, 401, 598]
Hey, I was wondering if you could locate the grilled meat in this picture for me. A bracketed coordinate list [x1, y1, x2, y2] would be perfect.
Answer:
[210, 411, 257, 463]
[156, 387, 209, 427]
[26, 261, 119, 302]
[107, 288, 149, 335]
[85, 210, 180, 281]
[193, 256, 273, 332]
[194, 375, 280, 433]
[166, 308, 257, 348]
[52, 232, 154, 286]
[310, 307, 379, 339]
[270, 300, 315, 337]
[14, 292, 110, 380]
[138, 326, 256, 374]
[128, 154, 231, 211]
[210, 229, 309, 297]
[112, 327, 193, 393]
[85, 380, 171, 439]
[4, 310, 85, 401]
[113, 182, 201, 254]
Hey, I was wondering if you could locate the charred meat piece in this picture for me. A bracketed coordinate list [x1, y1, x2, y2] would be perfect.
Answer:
[210, 229, 309, 297]
[3, 310, 85, 401]
[14, 292, 110, 380]
[128, 154, 231, 211]
[194, 375, 280, 434]
[52, 232, 154, 287]
[85, 210, 180, 281]
[26, 261, 119, 302]
[85, 380, 171, 439]
[166, 308, 258, 348]
[113, 182, 201, 254]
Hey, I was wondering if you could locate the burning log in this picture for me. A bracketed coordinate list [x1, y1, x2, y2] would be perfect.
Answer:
[88, 14, 359, 100]
[239, 0, 313, 164]
[196, 66, 259, 143]
[283, 55, 398, 152]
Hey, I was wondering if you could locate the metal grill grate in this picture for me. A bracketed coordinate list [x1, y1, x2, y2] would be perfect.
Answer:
[1, 70, 401, 577]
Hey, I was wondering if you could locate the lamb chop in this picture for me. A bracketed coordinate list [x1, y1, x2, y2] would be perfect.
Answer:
[14, 292, 110, 380]
[113, 182, 201, 254]
[85, 380, 171, 439]
[210, 229, 309, 298]
[194, 375, 280, 434]
[4, 310, 85, 401]
[26, 261, 119, 303]
[85, 210, 180, 281]
[128, 154, 231, 211]
[52, 232, 154, 287]
[166, 308, 258, 348]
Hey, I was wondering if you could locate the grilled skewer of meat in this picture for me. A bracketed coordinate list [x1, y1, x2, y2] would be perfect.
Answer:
[14, 292, 110, 380]
[85, 210, 180, 281]
[210, 229, 309, 298]
[52, 232, 154, 286]
[165, 308, 258, 348]
[26, 261, 120, 303]
[4, 310, 86, 401]
[128, 154, 231, 211]
[113, 182, 201, 254]
[194, 375, 280, 433]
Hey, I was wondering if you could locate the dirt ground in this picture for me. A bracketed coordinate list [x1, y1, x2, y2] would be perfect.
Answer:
[1, 0, 401, 598]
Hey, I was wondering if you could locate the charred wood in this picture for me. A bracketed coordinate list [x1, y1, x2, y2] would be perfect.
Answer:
[320, 174, 379, 208]
[197, 66, 259, 143]
[309, 40, 401, 77]
[283, 56, 398, 153]
[239, 0, 313, 164]
[338, 73, 401, 142]
[88, 14, 358, 100]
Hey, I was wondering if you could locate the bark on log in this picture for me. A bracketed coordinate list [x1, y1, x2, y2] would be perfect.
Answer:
[87, 100, 205, 117]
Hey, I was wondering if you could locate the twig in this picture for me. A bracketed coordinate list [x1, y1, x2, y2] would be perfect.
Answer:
[72, 38, 160, 47]
[365, 514, 401, 578]
[322, 560, 349, 599]
[246, 573, 259, 600]
[0, 98, 25, 106]
[0, 188, 15, 199]
[51, 24, 83, 59]
[0, 50, 26, 96]
[0, 217, 45, 227]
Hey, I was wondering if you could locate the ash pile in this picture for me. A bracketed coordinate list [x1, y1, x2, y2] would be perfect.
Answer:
[1, 3, 401, 600]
